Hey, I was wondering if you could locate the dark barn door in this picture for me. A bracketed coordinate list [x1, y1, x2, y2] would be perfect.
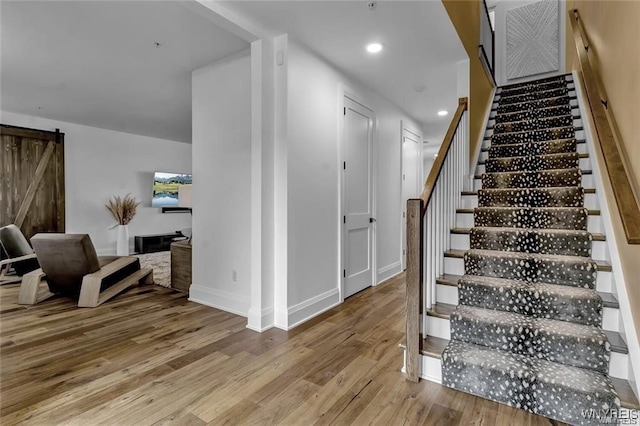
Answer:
[1, 125, 65, 241]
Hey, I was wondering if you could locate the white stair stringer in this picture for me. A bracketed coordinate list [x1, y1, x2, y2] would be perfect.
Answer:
[571, 72, 640, 399]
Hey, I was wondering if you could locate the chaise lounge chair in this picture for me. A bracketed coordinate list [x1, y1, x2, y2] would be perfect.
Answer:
[0, 224, 40, 285]
[19, 233, 153, 307]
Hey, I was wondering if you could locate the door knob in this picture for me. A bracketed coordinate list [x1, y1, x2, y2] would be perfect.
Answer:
[369, 218, 376, 223]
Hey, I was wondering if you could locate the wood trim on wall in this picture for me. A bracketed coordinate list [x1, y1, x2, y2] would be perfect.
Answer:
[569, 9, 640, 244]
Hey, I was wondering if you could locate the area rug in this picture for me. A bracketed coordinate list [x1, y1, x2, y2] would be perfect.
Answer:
[136, 251, 170, 288]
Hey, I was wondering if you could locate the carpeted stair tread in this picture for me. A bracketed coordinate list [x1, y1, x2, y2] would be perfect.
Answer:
[492, 105, 575, 124]
[452, 227, 605, 242]
[464, 249, 598, 288]
[457, 274, 602, 326]
[498, 74, 571, 91]
[492, 115, 575, 135]
[473, 207, 589, 230]
[480, 168, 583, 189]
[479, 152, 588, 165]
[498, 81, 572, 99]
[446, 249, 610, 271]
[494, 95, 576, 114]
[427, 336, 639, 409]
[490, 126, 577, 146]
[461, 187, 596, 196]
[476, 187, 585, 208]
[469, 227, 593, 256]
[497, 86, 570, 105]
[484, 152, 580, 173]
[450, 305, 610, 373]
[441, 340, 620, 425]
[482, 139, 583, 156]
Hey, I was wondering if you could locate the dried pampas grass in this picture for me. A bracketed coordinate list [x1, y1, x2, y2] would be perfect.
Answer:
[106, 194, 140, 225]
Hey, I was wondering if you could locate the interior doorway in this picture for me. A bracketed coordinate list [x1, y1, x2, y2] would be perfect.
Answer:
[342, 95, 375, 299]
[401, 125, 423, 268]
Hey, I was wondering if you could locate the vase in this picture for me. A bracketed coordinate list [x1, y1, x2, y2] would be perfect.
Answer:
[116, 225, 129, 256]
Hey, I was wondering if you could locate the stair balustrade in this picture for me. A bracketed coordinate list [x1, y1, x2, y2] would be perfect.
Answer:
[405, 97, 468, 382]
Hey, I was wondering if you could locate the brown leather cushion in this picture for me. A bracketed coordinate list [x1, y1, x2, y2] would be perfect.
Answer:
[0, 224, 40, 276]
[31, 234, 101, 296]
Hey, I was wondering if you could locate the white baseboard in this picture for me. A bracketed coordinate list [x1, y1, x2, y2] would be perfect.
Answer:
[377, 261, 402, 283]
[246, 305, 274, 332]
[189, 285, 250, 318]
[285, 288, 340, 330]
[401, 349, 443, 384]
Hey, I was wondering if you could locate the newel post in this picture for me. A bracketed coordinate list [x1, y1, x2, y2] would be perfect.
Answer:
[405, 198, 423, 382]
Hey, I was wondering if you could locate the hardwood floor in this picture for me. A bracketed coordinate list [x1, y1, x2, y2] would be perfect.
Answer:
[0, 274, 558, 425]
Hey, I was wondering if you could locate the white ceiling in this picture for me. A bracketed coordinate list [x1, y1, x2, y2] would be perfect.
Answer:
[0, 1, 249, 143]
[225, 0, 468, 141]
[1, 1, 467, 145]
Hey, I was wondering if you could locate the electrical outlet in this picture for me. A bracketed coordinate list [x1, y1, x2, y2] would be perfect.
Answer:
[232, 269, 238, 282]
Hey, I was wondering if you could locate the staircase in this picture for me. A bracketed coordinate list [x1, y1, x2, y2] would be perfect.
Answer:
[416, 75, 639, 425]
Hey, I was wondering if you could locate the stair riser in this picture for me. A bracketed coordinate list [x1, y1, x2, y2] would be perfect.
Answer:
[496, 81, 574, 98]
[474, 208, 588, 231]
[473, 174, 594, 191]
[457, 210, 602, 232]
[477, 188, 586, 208]
[480, 139, 587, 160]
[450, 312, 610, 374]
[464, 252, 597, 288]
[450, 233, 607, 261]
[457, 280, 602, 326]
[491, 127, 578, 146]
[424, 316, 626, 378]
[477, 157, 590, 174]
[469, 229, 593, 257]
[487, 118, 583, 137]
[489, 105, 578, 125]
[495, 89, 576, 106]
[490, 99, 579, 117]
[480, 136, 588, 156]
[485, 128, 585, 144]
[442, 257, 612, 292]
[461, 192, 599, 210]
[481, 170, 585, 189]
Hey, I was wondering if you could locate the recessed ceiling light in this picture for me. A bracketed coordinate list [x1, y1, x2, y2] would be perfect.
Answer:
[437, 110, 448, 116]
[366, 43, 383, 54]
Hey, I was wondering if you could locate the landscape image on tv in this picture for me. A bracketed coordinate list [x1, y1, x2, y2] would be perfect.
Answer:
[152, 172, 192, 207]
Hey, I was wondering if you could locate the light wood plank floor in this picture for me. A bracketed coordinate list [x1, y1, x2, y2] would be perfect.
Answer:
[0, 274, 559, 425]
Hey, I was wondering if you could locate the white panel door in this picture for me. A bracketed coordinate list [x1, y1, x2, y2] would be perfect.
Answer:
[401, 127, 422, 268]
[343, 96, 374, 298]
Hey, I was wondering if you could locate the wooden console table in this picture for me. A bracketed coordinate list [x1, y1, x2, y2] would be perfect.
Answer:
[170, 240, 192, 293]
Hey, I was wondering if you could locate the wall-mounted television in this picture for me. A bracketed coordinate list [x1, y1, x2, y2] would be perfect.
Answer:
[152, 172, 192, 208]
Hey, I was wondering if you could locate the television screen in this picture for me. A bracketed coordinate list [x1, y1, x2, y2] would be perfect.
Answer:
[152, 172, 192, 207]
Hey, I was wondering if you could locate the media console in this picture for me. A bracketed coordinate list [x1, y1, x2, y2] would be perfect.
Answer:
[134, 232, 186, 254]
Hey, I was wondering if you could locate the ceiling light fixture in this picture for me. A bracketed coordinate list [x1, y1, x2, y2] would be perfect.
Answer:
[366, 43, 383, 54]
[437, 110, 448, 116]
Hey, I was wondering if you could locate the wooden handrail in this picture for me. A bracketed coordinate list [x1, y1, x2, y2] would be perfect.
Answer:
[406, 96, 468, 382]
[419, 97, 468, 211]
[569, 9, 640, 244]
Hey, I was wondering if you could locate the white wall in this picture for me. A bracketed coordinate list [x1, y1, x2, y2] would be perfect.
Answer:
[286, 40, 421, 325]
[191, 52, 252, 317]
[494, 0, 567, 86]
[0, 110, 192, 254]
